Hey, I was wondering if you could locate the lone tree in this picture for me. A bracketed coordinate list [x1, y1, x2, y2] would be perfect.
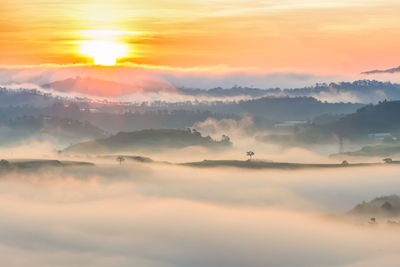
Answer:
[116, 156, 125, 165]
[0, 159, 10, 169]
[246, 151, 255, 161]
[383, 158, 393, 164]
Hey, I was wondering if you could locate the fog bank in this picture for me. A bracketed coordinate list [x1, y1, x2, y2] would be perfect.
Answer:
[0, 164, 399, 266]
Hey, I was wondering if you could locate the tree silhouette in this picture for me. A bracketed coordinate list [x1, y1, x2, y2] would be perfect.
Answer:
[246, 151, 255, 161]
[221, 134, 231, 145]
[383, 158, 393, 164]
[117, 156, 125, 165]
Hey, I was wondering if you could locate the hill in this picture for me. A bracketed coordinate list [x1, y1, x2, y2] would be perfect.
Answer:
[181, 80, 400, 104]
[330, 100, 400, 139]
[237, 96, 361, 120]
[0, 116, 108, 146]
[349, 195, 400, 218]
[209, 96, 362, 122]
[0, 87, 62, 107]
[42, 76, 177, 97]
[331, 143, 400, 158]
[181, 160, 379, 169]
[275, 100, 400, 145]
[0, 159, 94, 172]
[64, 129, 232, 154]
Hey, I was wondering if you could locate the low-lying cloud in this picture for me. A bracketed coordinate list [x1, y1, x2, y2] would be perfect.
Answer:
[0, 64, 350, 97]
[2, 64, 400, 104]
[0, 162, 399, 266]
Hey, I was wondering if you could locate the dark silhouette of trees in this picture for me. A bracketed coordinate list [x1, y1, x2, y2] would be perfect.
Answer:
[117, 156, 125, 165]
[0, 159, 10, 169]
[246, 151, 255, 161]
[383, 158, 393, 163]
[221, 134, 231, 145]
[381, 201, 393, 211]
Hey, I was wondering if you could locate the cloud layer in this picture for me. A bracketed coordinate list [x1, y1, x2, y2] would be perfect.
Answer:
[0, 162, 399, 266]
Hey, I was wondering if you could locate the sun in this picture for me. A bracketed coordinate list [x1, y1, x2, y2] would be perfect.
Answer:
[79, 40, 128, 66]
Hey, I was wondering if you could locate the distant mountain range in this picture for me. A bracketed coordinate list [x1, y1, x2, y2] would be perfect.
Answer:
[0, 84, 363, 130]
[64, 129, 232, 154]
[4, 78, 400, 106]
[8, 76, 399, 104]
[181, 80, 400, 103]
[4, 78, 400, 146]
[42, 76, 177, 97]
[3, 80, 400, 151]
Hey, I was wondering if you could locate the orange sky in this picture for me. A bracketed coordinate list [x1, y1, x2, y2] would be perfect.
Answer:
[1, 0, 400, 74]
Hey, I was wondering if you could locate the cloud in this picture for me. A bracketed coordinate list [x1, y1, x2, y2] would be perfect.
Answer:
[192, 116, 254, 138]
[0, 163, 400, 266]
[313, 87, 388, 103]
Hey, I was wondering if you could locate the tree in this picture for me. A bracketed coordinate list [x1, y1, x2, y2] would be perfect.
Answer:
[116, 156, 125, 165]
[383, 158, 393, 164]
[0, 159, 10, 169]
[192, 129, 201, 137]
[246, 151, 255, 161]
[221, 134, 231, 145]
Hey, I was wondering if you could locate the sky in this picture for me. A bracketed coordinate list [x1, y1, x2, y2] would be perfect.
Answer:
[1, 0, 400, 76]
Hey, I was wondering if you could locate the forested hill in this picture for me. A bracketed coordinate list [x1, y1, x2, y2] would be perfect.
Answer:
[64, 129, 232, 154]
[331, 100, 400, 138]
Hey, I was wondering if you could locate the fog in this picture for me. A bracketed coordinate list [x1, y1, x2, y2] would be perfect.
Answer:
[0, 64, 341, 90]
[0, 160, 400, 266]
[2, 64, 400, 95]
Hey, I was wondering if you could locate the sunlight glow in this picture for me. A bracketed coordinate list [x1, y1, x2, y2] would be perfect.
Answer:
[79, 40, 128, 65]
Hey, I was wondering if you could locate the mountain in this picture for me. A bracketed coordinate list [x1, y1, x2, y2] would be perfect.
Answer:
[257, 99, 400, 147]
[349, 195, 400, 218]
[0, 87, 63, 107]
[362, 66, 400, 75]
[0, 81, 381, 133]
[0, 86, 360, 131]
[301, 100, 400, 143]
[42, 76, 177, 97]
[0, 116, 108, 146]
[224, 96, 362, 121]
[64, 129, 232, 154]
[180, 80, 400, 104]
[330, 100, 400, 139]
[179, 87, 274, 98]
